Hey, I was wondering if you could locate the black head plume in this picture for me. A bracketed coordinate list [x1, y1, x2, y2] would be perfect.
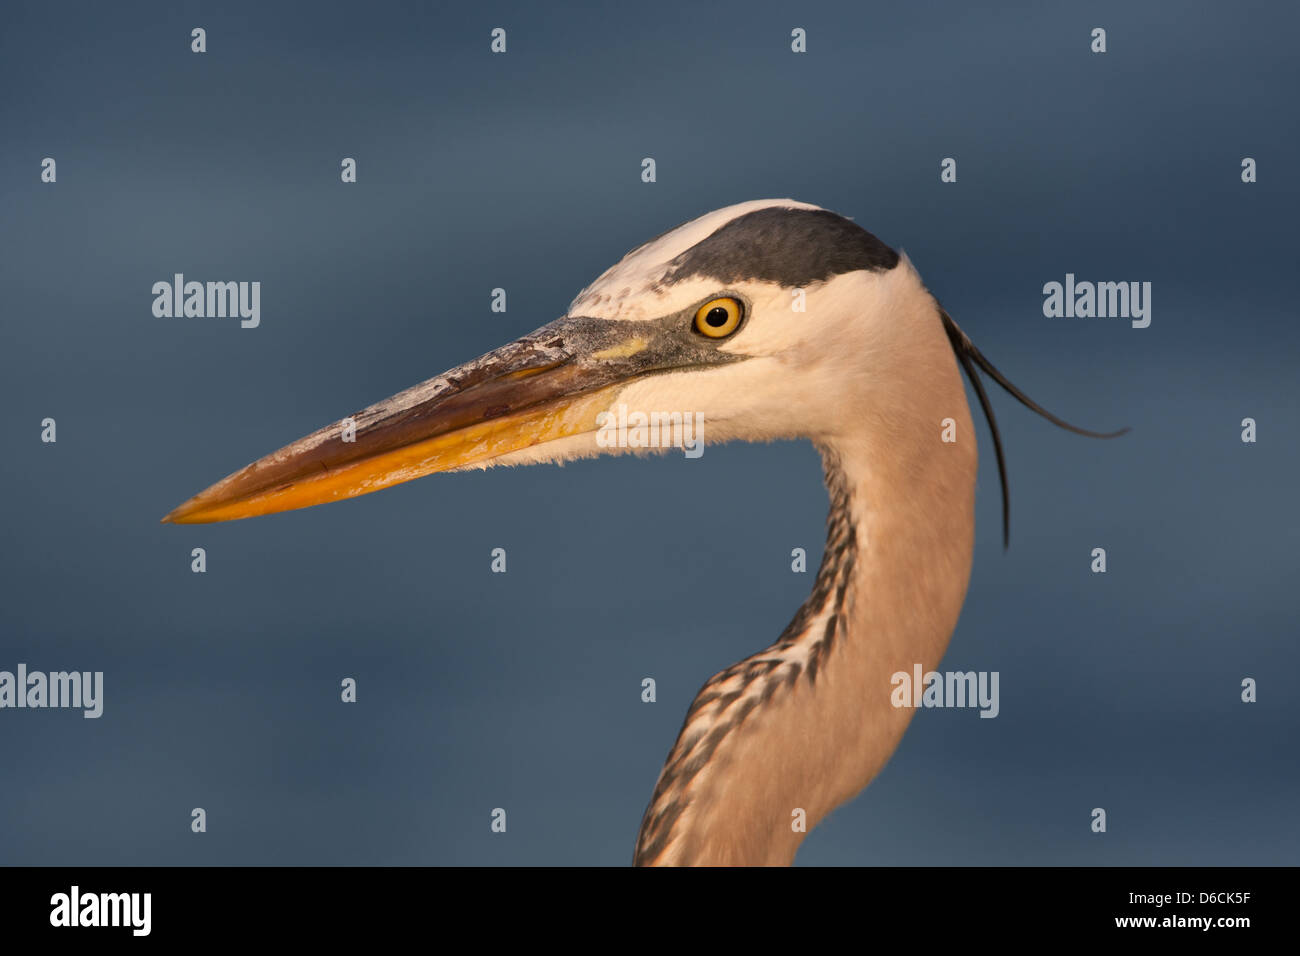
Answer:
[938, 306, 1129, 549]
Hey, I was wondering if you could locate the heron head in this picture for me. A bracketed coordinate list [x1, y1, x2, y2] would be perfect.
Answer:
[163, 199, 923, 524]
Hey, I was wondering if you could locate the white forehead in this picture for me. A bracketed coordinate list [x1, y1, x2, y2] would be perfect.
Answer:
[568, 198, 823, 321]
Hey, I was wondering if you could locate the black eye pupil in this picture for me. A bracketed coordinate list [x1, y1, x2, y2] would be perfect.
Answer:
[706, 307, 729, 327]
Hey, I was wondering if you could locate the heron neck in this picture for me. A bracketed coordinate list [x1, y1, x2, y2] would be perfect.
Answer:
[635, 315, 977, 865]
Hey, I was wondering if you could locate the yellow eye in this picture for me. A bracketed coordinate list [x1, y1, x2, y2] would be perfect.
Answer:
[693, 297, 743, 338]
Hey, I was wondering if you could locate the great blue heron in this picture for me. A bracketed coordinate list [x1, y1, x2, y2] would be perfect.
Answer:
[163, 199, 1123, 865]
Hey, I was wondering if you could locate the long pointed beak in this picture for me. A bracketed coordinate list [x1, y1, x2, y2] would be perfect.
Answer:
[162, 315, 734, 524]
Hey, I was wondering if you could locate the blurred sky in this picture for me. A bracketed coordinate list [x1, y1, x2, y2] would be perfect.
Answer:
[1, 0, 1297, 865]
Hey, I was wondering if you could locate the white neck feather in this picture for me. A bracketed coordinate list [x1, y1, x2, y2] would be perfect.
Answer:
[634, 274, 977, 866]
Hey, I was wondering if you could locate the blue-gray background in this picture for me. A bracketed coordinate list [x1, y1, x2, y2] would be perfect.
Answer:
[2, 0, 1296, 865]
